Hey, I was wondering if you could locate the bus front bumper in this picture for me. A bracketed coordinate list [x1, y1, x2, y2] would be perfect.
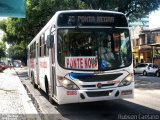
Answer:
[57, 83, 134, 105]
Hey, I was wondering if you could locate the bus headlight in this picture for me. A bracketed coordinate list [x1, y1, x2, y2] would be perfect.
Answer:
[118, 74, 133, 87]
[58, 78, 79, 90]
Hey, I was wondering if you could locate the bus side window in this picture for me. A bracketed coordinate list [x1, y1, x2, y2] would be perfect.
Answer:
[33, 42, 36, 58]
[41, 34, 44, 57]
[39, 37, 41, 57]
[42, 33, 46, 56]
[45, 39, 49, 56]
[29, 46, 32, 58]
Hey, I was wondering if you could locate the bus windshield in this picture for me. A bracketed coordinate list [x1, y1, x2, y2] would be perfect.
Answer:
[57, 28, 132, 71]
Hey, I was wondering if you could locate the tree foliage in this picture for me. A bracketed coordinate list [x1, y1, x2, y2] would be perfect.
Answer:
[0, 0, 159, 62]
[1, 0, 159, 44]
[0, 0, 87, 63]
[82, 0, 160, 21]
[7, 41, 27, 64]
[0, 41, 6, 59]
[0, 0, 87, 44]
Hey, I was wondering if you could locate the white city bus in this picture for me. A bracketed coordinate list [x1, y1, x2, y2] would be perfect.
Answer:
[27, 10, 134, 105]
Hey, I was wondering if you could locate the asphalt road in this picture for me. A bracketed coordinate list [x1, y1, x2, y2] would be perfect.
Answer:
[15, 68, 160, 120]
[134, 74, 160, 89]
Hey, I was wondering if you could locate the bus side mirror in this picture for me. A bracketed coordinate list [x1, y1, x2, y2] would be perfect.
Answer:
[47, 35, 54, 48]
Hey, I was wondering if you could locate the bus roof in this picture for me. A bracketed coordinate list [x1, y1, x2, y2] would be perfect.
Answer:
[55, 9, 125, 15]
[28, 10, 126, 47]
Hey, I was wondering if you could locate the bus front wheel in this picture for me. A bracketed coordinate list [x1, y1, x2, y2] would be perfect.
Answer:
[45, 77, 56, 105]
[31, 73, 38, 88]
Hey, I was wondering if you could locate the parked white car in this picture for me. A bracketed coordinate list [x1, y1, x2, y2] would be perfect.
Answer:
[134, 63, 160, 77]
[13, 60, 22, 67]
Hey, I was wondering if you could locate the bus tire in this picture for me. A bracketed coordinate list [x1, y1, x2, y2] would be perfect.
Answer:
[45, 77, 56, 105]
[31, 73, 38, 89]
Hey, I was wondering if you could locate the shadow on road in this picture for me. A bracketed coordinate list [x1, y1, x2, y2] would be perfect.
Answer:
[29, 87, 160, 120]
[17, 72, 28, 78]
[51, 100, 160, 120]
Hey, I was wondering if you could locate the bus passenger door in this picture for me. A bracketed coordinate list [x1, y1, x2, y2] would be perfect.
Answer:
[49, 27, 57, 98]
[36, 43, 40, 86]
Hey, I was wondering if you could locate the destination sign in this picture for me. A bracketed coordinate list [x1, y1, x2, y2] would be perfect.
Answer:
[65, 56, 98, 70]
[75, 16, 114, 23]
[58, 12, 128, 27]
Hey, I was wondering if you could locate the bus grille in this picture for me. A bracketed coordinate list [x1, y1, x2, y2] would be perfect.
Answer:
[82, 83, 115, 88]
[86, 90, 113, 97]
[79, 73, 122, 82]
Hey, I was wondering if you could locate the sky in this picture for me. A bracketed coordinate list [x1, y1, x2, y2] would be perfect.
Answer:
[149, 10, 160, 29]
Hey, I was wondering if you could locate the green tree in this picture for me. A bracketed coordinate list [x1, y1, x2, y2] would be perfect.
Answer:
[7, 42, 27, 64]
[0, 0, 87, 44]
[0, 0, 160, 63]
[0, 41, 6, 60]
[154, 48, 160, 58]
[0, 0, 87, 64]
[81, 0, 160, 21]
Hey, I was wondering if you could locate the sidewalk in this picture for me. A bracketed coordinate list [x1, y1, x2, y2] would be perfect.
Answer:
[0, 68, 40, 120]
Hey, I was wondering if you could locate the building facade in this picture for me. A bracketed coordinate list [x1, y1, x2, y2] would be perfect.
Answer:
[131, 27, 160, 66]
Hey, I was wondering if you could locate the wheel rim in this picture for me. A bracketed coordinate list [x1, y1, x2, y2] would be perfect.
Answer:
[156, 72, 159, 77]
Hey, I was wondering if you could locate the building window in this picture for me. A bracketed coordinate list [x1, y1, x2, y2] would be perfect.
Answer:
[136, 39, 139, 46]
[140, 34, 145, 45]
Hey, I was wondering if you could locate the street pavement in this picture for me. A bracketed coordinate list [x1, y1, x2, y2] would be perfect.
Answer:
[1, 67, 160, 120]
[126, 74, 160, 111]
[14, 67, 160, 120]
[0, 68, 40, 120]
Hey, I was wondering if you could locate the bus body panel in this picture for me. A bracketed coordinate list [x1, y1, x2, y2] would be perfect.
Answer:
[38, 57, 50, 91]
[28, 10, 134, 105]
[57, 82, 134, 105]
[55, 63, 134, 104]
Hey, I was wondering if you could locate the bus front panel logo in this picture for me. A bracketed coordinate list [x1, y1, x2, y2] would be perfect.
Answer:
[97, 83, 102, 88]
